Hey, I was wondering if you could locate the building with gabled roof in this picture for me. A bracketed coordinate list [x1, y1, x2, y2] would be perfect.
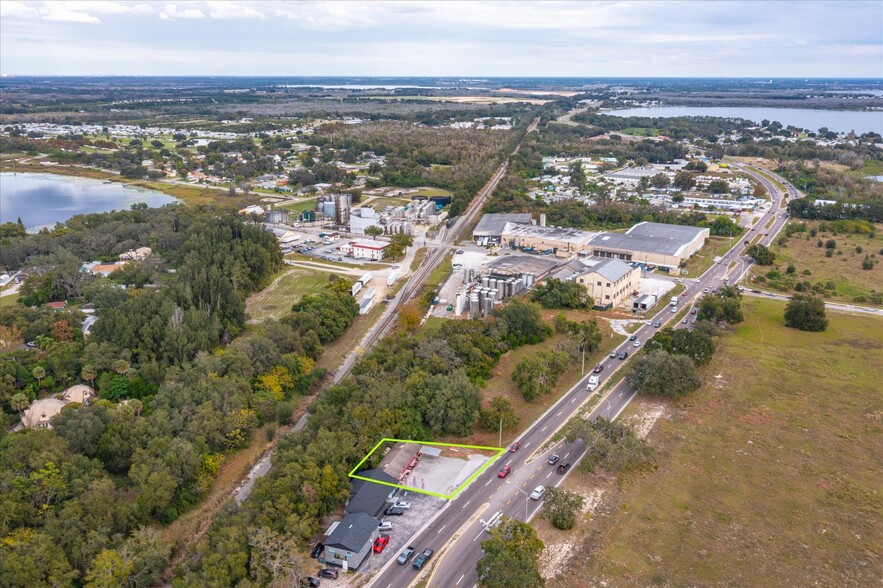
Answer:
[573, 258, 640, 309]
[322, 512, 379, 570]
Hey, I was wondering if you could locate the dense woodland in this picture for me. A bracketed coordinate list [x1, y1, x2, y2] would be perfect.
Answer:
[0, 208, 367, 586]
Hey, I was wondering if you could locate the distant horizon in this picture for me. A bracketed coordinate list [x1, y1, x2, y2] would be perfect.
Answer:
[2, 75, 882, 81]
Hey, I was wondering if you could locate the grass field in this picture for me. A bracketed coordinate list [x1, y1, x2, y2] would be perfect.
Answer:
[749, 221, 882, 304]
[0, 293, 20, 307]
[245, 268, 337, 321]
[682, 236, 737, 278]
[565, 298, 883, 587]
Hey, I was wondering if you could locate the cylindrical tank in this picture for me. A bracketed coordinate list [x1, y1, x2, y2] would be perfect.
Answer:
[482, 277, 489, 288]
[454, 293, 463, 316]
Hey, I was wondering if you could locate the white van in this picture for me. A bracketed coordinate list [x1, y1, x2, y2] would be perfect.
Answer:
[586, 375, 600, 391]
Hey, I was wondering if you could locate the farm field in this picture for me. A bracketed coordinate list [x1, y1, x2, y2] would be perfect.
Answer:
[561, 298, 883, 587]
[748, 220, 882, 304]
[245, 268, 337, 321]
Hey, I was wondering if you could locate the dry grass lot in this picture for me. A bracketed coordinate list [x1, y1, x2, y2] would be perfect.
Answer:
[558, 298, 883, 587]
[245, 268, 337, 321]
[750, 221, 882, 304]
[682, 236, 739, 278]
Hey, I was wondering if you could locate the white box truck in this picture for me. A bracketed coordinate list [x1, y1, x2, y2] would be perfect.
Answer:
[586, 375, 600, 391]
[670, 296, 678, 307]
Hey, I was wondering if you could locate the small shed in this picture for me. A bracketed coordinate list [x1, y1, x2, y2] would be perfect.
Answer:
[418, 445, 442, 461]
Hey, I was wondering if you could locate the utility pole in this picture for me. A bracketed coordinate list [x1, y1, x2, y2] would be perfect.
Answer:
[499, 418, 503, 448]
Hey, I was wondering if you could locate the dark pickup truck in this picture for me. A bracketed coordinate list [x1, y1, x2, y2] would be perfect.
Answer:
[556, 463, 571, 475]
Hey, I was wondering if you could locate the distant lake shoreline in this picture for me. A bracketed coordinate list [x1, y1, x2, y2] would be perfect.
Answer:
[0, 172, 178, 232]
[600, 106, 883, 135]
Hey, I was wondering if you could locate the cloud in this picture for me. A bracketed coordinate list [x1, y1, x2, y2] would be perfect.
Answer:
[0, 1, 38, 18]
[205, 1, 266, 20]
[160, 3, 206, 20]
[39, 6, 101, 23]
[273, 2, 376, 31]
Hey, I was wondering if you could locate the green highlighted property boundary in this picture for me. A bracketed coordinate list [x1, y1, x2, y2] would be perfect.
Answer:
[348, 438, 507, 499]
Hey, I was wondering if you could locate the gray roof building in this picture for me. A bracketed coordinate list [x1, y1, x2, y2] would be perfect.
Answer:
[591, 222, 708, 257]
[583, 258, 634, 283]
[346, 468, 397, 518]
[324, 512, 379, 553]
[473, 213, 533, 240]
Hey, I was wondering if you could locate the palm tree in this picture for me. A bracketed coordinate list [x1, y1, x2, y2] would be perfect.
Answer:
[112, 359, 130, 377]
[11, 393, 30, 414]
[32, 366, 46, 388]
[81, 365, 96, 388]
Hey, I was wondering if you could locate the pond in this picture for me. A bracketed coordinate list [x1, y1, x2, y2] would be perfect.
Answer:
[0, 172, 178, 232]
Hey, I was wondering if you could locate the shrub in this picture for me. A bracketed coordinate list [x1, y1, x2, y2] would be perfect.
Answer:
[784, 295, 828, 332]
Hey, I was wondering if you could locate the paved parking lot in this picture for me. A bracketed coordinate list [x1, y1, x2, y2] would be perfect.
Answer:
[355, 491, 446, 575]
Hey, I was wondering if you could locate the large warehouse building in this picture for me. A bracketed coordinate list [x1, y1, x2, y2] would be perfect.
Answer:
[589, 222, 709, 272]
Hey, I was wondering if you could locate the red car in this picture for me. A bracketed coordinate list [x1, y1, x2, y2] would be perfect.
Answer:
[508, 442, 520, 452]
[593, 364, 604, 374]
[498, 466, 511, 478]
[373, 534, 390, 553]
[680, 291, 688, 297]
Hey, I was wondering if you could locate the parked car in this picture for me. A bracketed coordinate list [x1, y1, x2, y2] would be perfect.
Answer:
[498, 466, 511, 478]
[682, 318, 689, 324]
[318, 569, 339, 579]
[593, 364, 604, 374]
[530, 486, 545, 500]
[690, 308, 697, 315]
[393, 501, 411, 510]
[385, 506, 405, 516]
[373, 535, 390, 553]
[455, 249, 464, 254]
[300, 578, 320, 588]
[547, 453, 560, 465]
[378, 520, 392, 532]
[509, 442, 521, 452]
[310, 543, 324, 559]
[557, 463, 571, 475]
[397, 546, 416, 565]
[618, 351, 629, 360]
[412, 548, 434, 570]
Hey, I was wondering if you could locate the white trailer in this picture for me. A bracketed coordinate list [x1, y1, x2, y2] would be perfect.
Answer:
[351, 281, 363, 297]
[387, 270, 399, 287]
[358, 273, 372, 286]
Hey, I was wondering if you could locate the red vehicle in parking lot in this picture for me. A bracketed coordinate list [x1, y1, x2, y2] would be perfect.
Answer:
[498, 466, 511, 478]
[373, 534, 390, 553]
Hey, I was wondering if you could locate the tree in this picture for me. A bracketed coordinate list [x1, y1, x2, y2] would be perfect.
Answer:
[673, 171, 696, 191]
[649, 173, 670, 189]
[541, 487, 585, 530]
[647, 328, 716, 366]
[32, 366, 46, 388]
[531, 278, 592, 309]
[746, 243, 776, 265]
[626, 350, 701, 398]
[707, 179, 730, 194]
[697, 288, 744, 325]
[565, 417, 655, 474]
[494, 299, 552, 347]
[397, 302, 422, 332]
[424, 369, 481, 437]
[364, 225, 384, 240]
[112, 359, 130, 377]
[559, 317, 602, 373]
[512, 350, 569, 401]
[479, 397, 520, 431]
[685, 160, 707, 172]
[85, 549, 133, 588]
[248, 527, 311, 587]
[638, 176, 650, 191]
[387, 232, 413, 258]
[477, 518, 545, 588]
[0, 324, 23, 352]
[784, 294, 828, 332]
[11, 392, 30, 413]
[81, 364, 97, 388]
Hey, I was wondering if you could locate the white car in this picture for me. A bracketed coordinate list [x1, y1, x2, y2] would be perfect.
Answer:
[633, 340, 641, 348]
[378, 520, 393, 532]
[671, 307, 678, 313]
[393, 501, 411, 510]
[529, 486, 545, 501]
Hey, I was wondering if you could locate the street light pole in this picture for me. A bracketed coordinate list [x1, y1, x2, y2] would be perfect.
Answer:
[507, 481, 530, 521]
[498, 418, 502, 449]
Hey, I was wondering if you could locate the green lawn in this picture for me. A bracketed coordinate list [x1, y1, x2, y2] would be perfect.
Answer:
[0, 293, 20, 307]
[276, 198, 318, 213]
[682, 236, 738, 278]
[245, 268, 338, 321]
[568, 298, 883, 587]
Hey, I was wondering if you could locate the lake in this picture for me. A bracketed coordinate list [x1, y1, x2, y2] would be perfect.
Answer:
[0, 173, 178, 232]
[601, 106, 883, 135]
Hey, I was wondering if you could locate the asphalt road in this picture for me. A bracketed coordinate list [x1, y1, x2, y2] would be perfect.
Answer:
[367, 165, 799, 588]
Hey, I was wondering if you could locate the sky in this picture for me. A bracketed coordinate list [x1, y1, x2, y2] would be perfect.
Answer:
[1, 1, 881, 78]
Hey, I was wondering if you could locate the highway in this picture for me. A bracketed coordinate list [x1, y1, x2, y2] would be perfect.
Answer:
[332, 117, 540, 383]
[367, 164, 801, 588]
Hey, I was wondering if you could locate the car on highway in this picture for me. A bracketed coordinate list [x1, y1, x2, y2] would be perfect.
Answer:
[680, 290, 688, 297]
[530, 486, 546, 500]
[509, 442, 521, 452]
[318, 568, 339, 579]
[557, 463, 571, 474]
[671, 306, 678, 313]
[633, 340, 641, 348]
[373, 534, 390, 553]
[397, 546, 416, 565]
[498, 466, 511, 478]
[618, 351, 629, 360]
[593, 364, 604, 373]
[547, 453, 560, 465]
[310, 543, 324, 559]
[413, 548, 435, 570]
[629, 334, 637, 341]
[385, 506, 406, 516]
[652, 321, 661, 328]
[609, 349, 618, 358]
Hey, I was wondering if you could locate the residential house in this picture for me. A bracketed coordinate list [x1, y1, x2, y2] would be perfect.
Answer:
[322, 512, 379, 570]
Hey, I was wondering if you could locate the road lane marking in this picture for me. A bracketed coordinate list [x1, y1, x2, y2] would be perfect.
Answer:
[507, 499, 512, 504]
[505, 459, 512, 465]
[524, 442, 530, 448]
[564, 452, 570, 459]
[420, 503, 489, 588]
[462, 500, 470, 509]
[456, 574, 465, 585]
[556, 411, 562, 417]
[530, 473, 535, 479]
[484, 479, 491, 487]
[546, 472, 552, 478]
[540, 426, 547, 432]
[437, 525, 446, 534]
